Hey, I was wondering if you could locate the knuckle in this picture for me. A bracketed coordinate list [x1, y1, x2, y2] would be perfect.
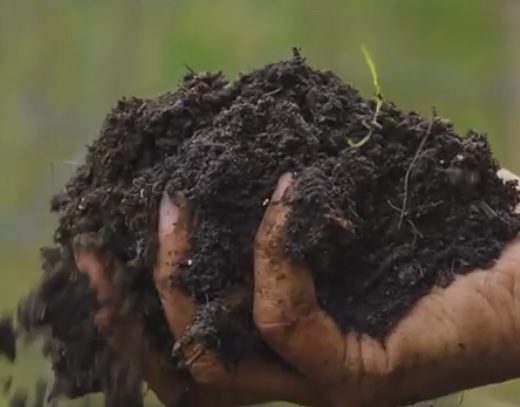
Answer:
[254, 308, 295, 346]
[257, 320, 292, 346]
[254, 305, 316, 350]
[189, 361, 227, 386]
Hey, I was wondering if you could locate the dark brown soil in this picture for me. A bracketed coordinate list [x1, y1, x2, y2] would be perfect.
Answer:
[17, 50, 520, 403]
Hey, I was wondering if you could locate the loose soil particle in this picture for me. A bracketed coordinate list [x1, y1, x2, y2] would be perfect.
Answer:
[17, 50, 520, 403]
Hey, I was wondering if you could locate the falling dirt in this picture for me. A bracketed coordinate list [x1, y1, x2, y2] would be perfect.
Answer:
[0, 317, 16, 363]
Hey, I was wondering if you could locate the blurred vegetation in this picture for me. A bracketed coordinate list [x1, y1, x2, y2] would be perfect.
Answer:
[0, 0, 519, 406]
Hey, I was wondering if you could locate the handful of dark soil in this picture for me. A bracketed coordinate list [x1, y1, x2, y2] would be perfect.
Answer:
[13, 50, 520, 403]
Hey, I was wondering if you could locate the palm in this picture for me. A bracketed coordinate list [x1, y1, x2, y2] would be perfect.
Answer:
[253, 172, 520, 406]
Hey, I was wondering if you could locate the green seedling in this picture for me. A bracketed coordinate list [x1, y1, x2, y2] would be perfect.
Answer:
[348, 45, 383, 148]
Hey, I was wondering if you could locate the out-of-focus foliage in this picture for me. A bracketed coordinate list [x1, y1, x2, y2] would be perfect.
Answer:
[0, 1, 519, 405]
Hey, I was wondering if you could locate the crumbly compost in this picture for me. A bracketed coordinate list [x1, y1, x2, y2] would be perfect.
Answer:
[18, 50, 520, 402]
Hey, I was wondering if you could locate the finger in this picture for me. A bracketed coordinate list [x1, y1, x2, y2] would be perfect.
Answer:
[155, 191, 230, 377]
[73, 236, 119, 331]
[155, 192, 323, 406]
[254, 173, 353, 386]
[72, 238, 206, 405]
[154, 192, 195, 340]
[73, 242, 144, 359]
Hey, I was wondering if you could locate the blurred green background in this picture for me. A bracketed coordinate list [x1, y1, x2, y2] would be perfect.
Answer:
[1, 0, 520, 406]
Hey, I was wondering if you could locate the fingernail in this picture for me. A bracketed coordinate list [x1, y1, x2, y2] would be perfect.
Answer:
[272, 173, 293, 202]
[159, 191, 179, 236]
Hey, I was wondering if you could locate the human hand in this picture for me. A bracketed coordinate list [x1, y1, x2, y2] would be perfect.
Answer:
[73, 196, 324, 406]
[253, 170, 520, 406]
[75, 168, 520, 407]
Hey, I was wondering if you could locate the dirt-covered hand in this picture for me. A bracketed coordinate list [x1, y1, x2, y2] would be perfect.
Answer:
[153, 192, 324, 406]
[73, 240, 308, 406]
[253, 170, 520, 406]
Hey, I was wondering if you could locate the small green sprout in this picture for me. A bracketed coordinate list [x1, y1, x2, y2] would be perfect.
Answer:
[362, 45, 381, 97]
[348, 45, 383, 148]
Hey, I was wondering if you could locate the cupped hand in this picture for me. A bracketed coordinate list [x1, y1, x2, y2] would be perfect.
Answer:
[73, 196, 323, 406]
[253, 170, 520, 406]
[74, 168, 520, 407]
